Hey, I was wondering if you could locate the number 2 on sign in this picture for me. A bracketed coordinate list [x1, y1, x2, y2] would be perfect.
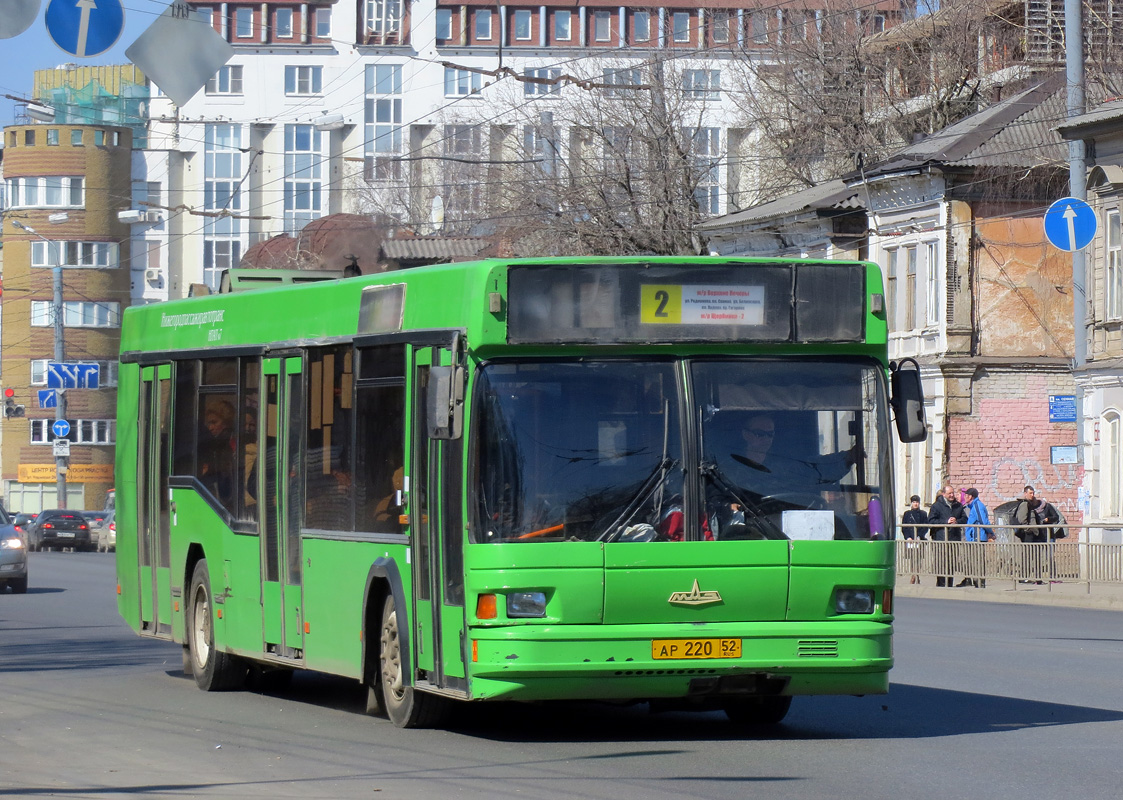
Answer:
[640, 285, 682, 324]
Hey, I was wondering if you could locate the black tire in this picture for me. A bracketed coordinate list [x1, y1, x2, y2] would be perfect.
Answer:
[724, 696, 793, 725]
[379, 595, 448, 728]
[10, 575, 28, 594]
[186, 559, 246, 691]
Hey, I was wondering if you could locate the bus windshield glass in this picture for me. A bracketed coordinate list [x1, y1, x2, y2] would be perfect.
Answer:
[472, 358, 891, 543]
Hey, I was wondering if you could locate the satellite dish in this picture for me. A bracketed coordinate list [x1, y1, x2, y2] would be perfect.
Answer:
[429, 196, 445, 233]
[0, 0, 41, 39]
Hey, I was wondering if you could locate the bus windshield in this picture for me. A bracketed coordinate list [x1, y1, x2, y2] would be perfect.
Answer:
[472, 358, 892, 543]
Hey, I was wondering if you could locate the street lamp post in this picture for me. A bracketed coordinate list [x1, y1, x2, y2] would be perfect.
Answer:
[9, 218, 68, 508]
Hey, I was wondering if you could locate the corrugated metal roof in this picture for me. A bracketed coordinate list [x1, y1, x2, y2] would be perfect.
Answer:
[381, 237, 489, 260]
[1056, 99, 1123, 137]
[855, 74, 1069, 178]
[698, 179, 859, 230]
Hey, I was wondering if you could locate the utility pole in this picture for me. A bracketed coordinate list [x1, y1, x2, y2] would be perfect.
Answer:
[1066, 0, 1087, 370]
[9, 219, 68, 507]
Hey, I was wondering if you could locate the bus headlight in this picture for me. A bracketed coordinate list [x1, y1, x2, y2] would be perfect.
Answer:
[507, 591, 547, 618]
[834, 589, 874, 614]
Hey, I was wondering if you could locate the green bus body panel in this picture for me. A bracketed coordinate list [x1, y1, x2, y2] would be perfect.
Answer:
[115, 256, 897, 708]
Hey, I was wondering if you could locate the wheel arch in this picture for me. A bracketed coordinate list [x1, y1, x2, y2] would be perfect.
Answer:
[361, 557, 411, 686]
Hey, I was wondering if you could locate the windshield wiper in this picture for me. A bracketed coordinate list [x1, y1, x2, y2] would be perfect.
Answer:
[598, 456, 679, 542]
[700, 460, 788, 541]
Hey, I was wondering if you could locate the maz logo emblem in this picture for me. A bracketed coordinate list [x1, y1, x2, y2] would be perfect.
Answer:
[668, 579, 722, 607]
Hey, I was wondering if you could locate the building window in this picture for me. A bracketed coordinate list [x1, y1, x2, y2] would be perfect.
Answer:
[925, 241, 939, 326]
[603, 68, 641, 97]
[905, 245, 917, 329]
[24, 129, 34, 146]
[475, 9, 491, 39]
[315, 7, 331, 37]
[688, 127, 720, 215]
[71, 129, 83, 146]
[752, 10, 770, 44]
[206, 65, 244, 94]
[365, 64, 403, 182]
[1108, 209, 1122, 320]
[198, 7, 214, 27]
[31, 418, 115, 445]
[31, 300, 120, 328]
[555, 10, 571, 40]
[711, 11, 730, 42]
[235, 7, 253, 37]
[95, 130, 105, 145]
[203, 123, 244, 291]
[436, 8, 452, 40]
[513, 9, 532, 40]
[285, 65, 322, 95]
[673, 11, 691, 42]
[684, 69, 720, 99]
[4, 176, 84, 208]
[523, 112, 559, 175]
[444, 67, 482, 96]
[46, 129, 59, 146]
[284, 124, 325, 234]
[443, 125, 484, 215]
[365, 0, 402, 38]
[30, 241, 118, 268]
[275, 7, 293, 37]
[593, 10, 611, 41]
[885, 249, 898, 328]
[1104, 411, 1122, 517]
[524, 67, 561, 96]
[633, 10, 650, 41]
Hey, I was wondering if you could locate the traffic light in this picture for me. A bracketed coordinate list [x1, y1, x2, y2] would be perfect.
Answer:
[3, 389, 24, 419]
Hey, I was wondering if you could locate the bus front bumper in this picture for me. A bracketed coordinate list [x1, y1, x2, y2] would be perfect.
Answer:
[465, 620, 892, 702]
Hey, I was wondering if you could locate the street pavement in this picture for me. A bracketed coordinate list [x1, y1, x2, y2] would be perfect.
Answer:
[895, 575, 1123, 611]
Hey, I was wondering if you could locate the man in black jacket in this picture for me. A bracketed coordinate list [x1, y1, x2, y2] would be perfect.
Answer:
[927, 485, 963, 586]
[902, 494, 928, 584]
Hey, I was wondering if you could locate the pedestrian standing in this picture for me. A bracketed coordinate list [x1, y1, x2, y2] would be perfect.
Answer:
[1011, 485, 1047, 583]
[902, 494, 928, 584]
[960, 488, 992, 588]
[926, 485, 963, 587]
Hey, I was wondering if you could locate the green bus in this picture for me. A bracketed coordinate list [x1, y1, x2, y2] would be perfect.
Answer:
[115, 257, 925, 728]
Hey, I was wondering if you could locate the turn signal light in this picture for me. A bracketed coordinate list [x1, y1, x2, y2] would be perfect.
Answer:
[476, 593, 497, 620]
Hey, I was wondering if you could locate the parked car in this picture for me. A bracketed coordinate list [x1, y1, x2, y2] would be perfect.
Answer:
[96, 511, 116, 553]
[0, 505, 27, 593]
[12, 513, 37, 545]
[31, 510, 93, 552]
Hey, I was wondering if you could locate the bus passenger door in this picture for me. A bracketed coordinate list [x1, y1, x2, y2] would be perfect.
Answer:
[409, 345, 467, 694]
[137, 364, 173, 637]
[261, 356, 306, 659]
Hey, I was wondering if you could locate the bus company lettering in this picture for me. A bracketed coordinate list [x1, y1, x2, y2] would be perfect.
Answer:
[160, 310, 226, 328]
[682, 284, 764, 326]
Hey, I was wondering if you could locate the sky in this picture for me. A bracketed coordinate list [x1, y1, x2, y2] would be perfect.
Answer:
[0, 0, 168, 125]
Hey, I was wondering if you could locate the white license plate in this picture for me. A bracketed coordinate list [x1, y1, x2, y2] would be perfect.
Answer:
[57, 532, 75, 537]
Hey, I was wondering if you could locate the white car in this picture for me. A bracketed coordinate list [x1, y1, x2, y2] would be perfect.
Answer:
[96, 511, 116, 553]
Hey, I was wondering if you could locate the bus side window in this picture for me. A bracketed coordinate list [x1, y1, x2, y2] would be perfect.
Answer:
[305, 345, 355, 531]
[354, 344, 406, 533]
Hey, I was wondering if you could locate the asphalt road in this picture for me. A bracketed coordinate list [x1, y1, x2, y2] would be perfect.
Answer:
[3, 553, 1123, 799]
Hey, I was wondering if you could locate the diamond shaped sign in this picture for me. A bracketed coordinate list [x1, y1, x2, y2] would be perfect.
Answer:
[125, 0, 233, 107]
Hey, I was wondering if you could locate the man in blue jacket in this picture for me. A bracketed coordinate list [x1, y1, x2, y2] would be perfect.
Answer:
[959, 487, 992, 587]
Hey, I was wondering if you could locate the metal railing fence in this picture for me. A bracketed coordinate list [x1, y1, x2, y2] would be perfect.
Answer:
[895, 523, 1123, 590]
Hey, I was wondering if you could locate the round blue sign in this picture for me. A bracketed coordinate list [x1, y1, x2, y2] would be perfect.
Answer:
[1044, 196, 1097, 252]
[52, 419, 71, 438]
[45, 0, 124, 58]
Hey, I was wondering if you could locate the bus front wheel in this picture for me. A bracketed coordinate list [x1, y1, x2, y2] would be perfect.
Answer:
[723, 696, 792, 725]
[187, 559, 246, 691]
[379, 595, 448, 728]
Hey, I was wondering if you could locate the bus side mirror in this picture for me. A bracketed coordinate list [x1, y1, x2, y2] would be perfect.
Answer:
[890, 358, 927, 443]
[427, 365, 465, 440]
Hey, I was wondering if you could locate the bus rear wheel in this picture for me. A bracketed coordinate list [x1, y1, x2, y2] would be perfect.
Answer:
[187, 559, 246, 691]
[379, 595, 448, 728]
[723, 696, 792, 725]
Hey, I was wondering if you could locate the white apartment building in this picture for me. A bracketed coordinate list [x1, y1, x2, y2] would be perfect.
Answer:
[136, 0, 905, 296]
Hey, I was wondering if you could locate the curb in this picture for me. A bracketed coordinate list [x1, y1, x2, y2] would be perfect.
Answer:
[894, 582, 1123, 611]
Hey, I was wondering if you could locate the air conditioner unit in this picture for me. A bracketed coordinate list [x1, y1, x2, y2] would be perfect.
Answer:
[144, 268, 161, 283]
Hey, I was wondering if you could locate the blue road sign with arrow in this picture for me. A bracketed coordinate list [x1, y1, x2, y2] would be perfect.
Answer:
[38, 390, 57, 409]
[45, 0, 124, 58]
[1044, 196, 1097, 252]
[52, 419, 71, 439]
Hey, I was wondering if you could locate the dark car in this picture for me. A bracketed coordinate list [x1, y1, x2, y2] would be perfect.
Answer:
[12, 513, 37, 543]
[31, 510, 93, 552]
[83, 510, 108, 530]
[0, 504, 28, 592]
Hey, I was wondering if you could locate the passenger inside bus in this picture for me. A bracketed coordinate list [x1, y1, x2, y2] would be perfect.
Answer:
[199, 398, 236, 507]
